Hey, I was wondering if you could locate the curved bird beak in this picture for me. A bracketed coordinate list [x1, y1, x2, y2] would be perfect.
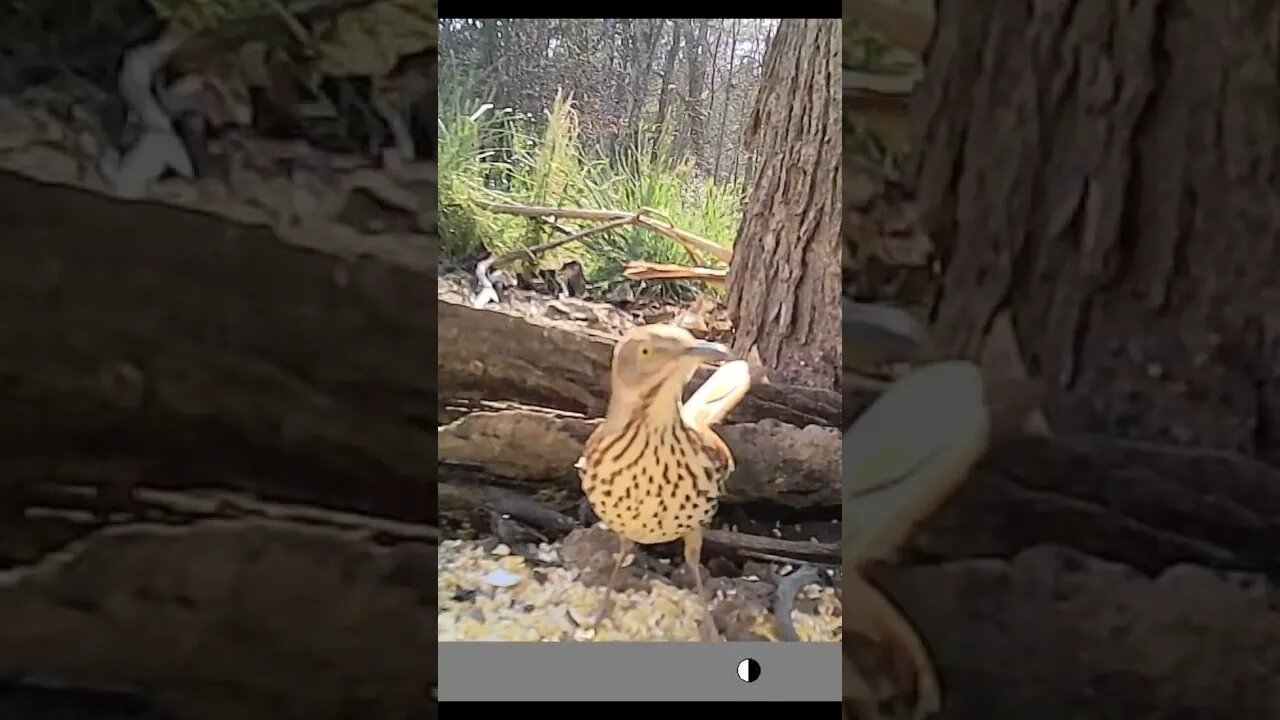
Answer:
[682, 340, 731, 363]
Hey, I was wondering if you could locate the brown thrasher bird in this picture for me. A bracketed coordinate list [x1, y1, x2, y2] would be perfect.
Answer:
[576, 323, 752, 641]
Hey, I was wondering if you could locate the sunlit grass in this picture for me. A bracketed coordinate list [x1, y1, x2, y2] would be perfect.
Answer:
[438, 74, 745, 291]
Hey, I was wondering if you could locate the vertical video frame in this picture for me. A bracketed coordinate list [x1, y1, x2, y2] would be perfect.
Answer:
[842, 2, 1280, 719]
[437, 17, 844, 648]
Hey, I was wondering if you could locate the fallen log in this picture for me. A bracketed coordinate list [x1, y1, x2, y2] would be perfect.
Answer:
[0, 517, 434, 720]
[437, 295, 841, 427]
[0, 170, 437, 718]
[437, 407, 841, 507]
[438, 403, 1280, 578]
[0, 171, 436, 525]
[909, 433, 1280, 578]
[439, 281, 1280, 577]
[872, 546, 1280, 719]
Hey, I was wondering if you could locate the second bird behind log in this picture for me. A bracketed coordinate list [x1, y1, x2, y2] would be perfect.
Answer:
[577, 323, 752, 641]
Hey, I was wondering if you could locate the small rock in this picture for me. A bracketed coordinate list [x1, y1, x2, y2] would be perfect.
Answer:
[482, 569, 522, 588]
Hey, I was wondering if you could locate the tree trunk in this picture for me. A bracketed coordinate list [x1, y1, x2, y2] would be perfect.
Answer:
[652, 19, 683, 153]
[604, 20, 631, 160]
[622, 20, 659, 154]
[681, 20, 711, 170]
[481, 20, 502, 101]
[879, 3, 1280, 716]
[704, 20, 724, 178]
[712, 19, 738, 182]
[725, 19, 842, 389]
[623, 20, 646, 146]
[912, 0, 1280, 464]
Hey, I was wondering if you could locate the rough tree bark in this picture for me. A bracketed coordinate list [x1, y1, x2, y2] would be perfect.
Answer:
[912, 0, 1280, 463]
[871, 2, 1280, 716]
[725, 19, 842, 389]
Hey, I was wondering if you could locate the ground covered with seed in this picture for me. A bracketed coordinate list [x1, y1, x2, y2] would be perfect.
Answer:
[438, 528, 842, 642]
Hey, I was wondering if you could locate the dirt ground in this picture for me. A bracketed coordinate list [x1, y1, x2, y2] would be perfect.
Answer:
[437, 526, 841, 643]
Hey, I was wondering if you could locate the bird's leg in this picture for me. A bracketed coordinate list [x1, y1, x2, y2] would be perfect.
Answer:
[589, 536, 633, 631]
[682, 529, 721, 641]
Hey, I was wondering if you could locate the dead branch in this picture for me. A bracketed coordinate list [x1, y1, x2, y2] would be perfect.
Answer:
[489, 216, 634, 269]
[471, 254, 499, 307]
[631, 215, 732, 264]
[623, 261, 727, 285]
[704, 529, 839, 561]
[480, 202, 732, 265]
[775, 565, 823, 641]
[480, 203, 633, 221]
[471, 481, 839, 566]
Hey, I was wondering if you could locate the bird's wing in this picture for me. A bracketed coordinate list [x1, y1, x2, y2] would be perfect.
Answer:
[681, 359, 752, 430]
[843, 360, 990, 565]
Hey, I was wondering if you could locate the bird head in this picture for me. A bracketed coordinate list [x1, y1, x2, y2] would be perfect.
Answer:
[605, 324, 730, 422]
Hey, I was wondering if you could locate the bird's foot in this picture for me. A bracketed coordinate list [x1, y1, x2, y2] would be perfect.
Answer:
[587, 588, 616, 631]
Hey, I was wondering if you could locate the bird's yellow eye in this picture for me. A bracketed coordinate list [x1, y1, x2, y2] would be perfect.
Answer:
[639, 346, 651, 357]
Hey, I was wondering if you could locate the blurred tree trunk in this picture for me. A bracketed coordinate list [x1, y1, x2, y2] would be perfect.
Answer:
[725, 19, 841, 389]
[481, 19, 501, 100]
[624, 19, 658, 153]
[913, 0, 1280, 463]
[681, 19, 711, 170]
[713, 19, 739, 183]
[739, 35, 770, 188]
[604, 20, 632, 160]
[704, 20, 724, 176]
[653, 19, 683, 154]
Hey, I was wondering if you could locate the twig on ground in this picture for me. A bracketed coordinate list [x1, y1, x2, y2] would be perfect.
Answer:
[480, 202, 731, 264]
[703, 528, 840, 562]
[484, 487, 580, 534]
[472, 254, 499, 307]
[488, 216, 634, 270]
[464, 484, 842, 565]
[774, 564, 822, 641]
